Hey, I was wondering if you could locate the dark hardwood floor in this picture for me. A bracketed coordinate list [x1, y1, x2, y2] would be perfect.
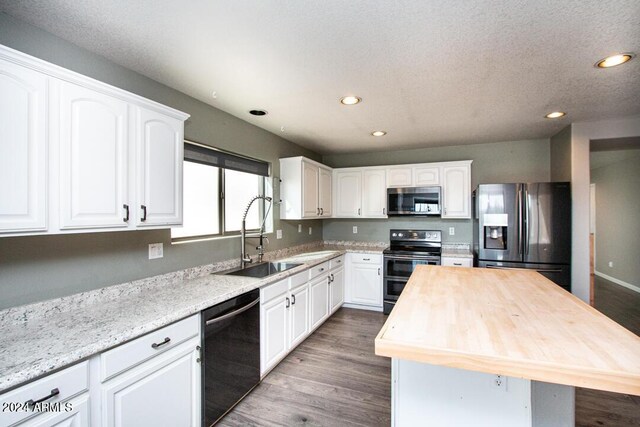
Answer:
[218, 278, 640, 427]
[576, 275, 640, 427]
[218, 308, 390, 427]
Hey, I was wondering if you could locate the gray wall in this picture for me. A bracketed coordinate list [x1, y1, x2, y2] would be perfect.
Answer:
[0, 13, 322, 309]
[550, 125, 572, 182]
[591, 154, 640, 286]
[322, 139, 550, 244]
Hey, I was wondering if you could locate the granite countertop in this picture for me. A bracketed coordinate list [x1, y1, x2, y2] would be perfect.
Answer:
[0, 241, 386, 394]
[441, 243, 474, 259]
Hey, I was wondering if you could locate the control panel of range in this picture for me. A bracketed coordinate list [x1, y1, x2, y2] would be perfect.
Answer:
[389, 229, 441, 242]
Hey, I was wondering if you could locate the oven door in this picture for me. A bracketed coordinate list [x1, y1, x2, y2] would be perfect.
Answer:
[384, 255, 441, 279]
[384, 277, 408, 301]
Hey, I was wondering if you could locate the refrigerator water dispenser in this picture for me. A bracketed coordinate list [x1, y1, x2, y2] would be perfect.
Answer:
[483, 214, 508, 250]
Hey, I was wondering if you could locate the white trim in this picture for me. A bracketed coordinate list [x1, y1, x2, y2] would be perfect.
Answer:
[0, 44, 190, 121]
[595, 270, 640, 294]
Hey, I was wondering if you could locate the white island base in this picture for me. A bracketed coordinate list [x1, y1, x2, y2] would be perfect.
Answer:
[392, 359, 574, 427]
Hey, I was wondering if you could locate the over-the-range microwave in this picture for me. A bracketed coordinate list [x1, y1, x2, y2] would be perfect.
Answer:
[387, 186, 442, 216]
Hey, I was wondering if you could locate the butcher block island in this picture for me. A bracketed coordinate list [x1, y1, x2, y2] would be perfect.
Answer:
[375, 266, 640, 427]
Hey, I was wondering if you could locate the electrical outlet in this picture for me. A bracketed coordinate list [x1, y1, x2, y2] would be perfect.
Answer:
[148, 243, 163, 260]
[493, 375, 507, 391]
[298, 224, 302, 233]
[308, 226, 312, 235]
[608, 261, 613, 268]
[449, 227, 455, 236]
[353, 226, 358, 234]
[276, 229, 282, 239]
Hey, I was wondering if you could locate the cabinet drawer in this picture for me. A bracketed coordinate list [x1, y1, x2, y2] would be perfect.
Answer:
[329, 255, 345, 270]
[100, 314, 198, 381]
[350, 253, 382, 265]
[441, 257, 473, 267]
[0, 361, 88, 427]
[261, 278, 289, 304]
[289, 271, 308, 289]
[308, 262, 329, 280]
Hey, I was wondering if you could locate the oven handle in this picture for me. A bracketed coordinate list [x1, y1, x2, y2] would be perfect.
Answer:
[384, 255, 441, 261]
[485, 265, 563, 274]
[205, 297, 260, 326]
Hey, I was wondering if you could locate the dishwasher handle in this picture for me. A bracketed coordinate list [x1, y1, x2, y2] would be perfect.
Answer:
[205, 297, 260, 326]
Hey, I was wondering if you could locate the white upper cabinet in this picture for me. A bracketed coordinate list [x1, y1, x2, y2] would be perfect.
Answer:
[442, 162, 472, 218]
[0, 46, 188, 237]
[0, 60, 47, 233]
[362, 169, 387, 217]
[302, 161, 319, 217]
[318, 166, 332, 217]
[58, 81, 129, 229]
[387, 167, 412, 187]
[334, 169, 362, 217]
[135, 107, 183, 226]
[279, 157, 332, 219]
[413, 166, 440, 186]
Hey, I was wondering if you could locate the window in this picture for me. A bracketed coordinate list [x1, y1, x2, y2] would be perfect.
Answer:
[171, 142, 270, 241]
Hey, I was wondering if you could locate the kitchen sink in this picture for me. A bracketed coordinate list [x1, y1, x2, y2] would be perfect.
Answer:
[222, 261, 302, 278]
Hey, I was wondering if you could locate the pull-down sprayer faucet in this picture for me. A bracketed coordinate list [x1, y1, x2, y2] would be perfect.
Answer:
[240, 195, 273, 268]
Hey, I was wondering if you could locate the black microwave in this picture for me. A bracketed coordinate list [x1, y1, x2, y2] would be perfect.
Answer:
[387, 186, 441, 216]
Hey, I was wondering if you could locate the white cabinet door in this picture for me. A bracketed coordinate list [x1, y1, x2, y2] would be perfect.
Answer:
[261, 295, 289, 375]
[58, 82, 129, 229]
[135, 107, 183, 226]
[334, 170, 362, 217]
[302, 161, 319, 218]
[19, 394, 89, 427]
[413, 166, 440, 186]
[309, 275, 330, 331]
[351, 264, 382, 307]
[362, 169, 387, 217]
[102, 340, 200, 427]
[386, 167, 412, 187]
[318, 167, 332, 217]
[329, 268, 345, 313]
[0, 61, 48, 233]
[442, 164, 471, 218]
[288, 284, 310, 349]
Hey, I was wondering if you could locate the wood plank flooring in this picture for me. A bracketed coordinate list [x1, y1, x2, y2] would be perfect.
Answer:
[218, 308, 390, 427]
[576, 275, 640, 427]
[218, 278, 640, 427]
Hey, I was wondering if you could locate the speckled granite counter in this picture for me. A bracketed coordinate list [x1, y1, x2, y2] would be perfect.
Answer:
[441, 243, 474, 259]
[0, 241, 387, 393]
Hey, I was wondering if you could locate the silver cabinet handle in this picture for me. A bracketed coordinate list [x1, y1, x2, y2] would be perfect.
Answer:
[330, 273, 334, 282]
[363, 258, 371, 261]
[320, 207, 324, 215]
[123, 204, 129, 222]
[141, 204, 147, 221]
[286, 297, 290, 308]
[453, 263, 462, 266]
[383, 207, 386, 215]
[358, 208, 361, 215]
[317, 208, 320, 216]
[378, 267, 381, 276]
[151, 337, 171, 349]
[327, 276, 331, 284]
[291, 294, 296, 305]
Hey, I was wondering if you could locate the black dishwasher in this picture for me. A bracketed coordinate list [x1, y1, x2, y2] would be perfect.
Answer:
[201, 289, 260, 426]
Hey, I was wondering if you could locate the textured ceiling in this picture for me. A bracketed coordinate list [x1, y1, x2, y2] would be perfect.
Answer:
[1, 1, 639, 154]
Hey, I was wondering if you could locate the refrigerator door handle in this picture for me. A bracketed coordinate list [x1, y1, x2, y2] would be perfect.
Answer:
[524, 186, 530, 256]
[517, 185, 523, 255]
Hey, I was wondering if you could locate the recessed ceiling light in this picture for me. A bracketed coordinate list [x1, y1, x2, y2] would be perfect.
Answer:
[340, 96, 362, 105]
[595, 53, 634, 68]
[544, 111, 566, 119]
[249, 109, 268, 116]
[371, 130, 387, 137]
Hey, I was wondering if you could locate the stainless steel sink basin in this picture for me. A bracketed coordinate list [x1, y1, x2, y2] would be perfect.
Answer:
[222, 262, 302, 278]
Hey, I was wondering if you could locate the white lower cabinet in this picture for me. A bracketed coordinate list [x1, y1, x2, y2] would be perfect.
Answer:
[345, 253, 383, 310]
[260, 282, 289, 376]
[100, 338, 200, 427]
[441, 257, 473, 267]
[329, 267, 345, 314]
[289, 282, 310, 349]
[309, 275, 330, 332]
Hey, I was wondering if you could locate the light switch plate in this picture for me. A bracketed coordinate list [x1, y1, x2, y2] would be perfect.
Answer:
[449, 227, 455, 236]
[276, 229, 282, 239]
[308, 226, 312, 235]
[353, 226, 358, 234]
[148, 243, 163, 260]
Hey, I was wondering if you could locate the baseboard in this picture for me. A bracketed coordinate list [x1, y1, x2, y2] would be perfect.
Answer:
[342, 303, 383, 312]
[594, 270, 640, 294]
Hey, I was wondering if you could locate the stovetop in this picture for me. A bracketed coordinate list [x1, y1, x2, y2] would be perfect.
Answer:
[384, 229, 442, 256]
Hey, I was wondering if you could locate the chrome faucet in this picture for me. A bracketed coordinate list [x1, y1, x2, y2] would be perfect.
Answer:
[240, 195, 273, 268]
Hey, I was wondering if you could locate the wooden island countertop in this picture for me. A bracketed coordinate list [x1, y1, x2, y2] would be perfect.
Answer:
[375, 266, 640, 395]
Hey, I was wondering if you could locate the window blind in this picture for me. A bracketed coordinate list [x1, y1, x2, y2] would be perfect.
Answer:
[184, 141, 270, 177]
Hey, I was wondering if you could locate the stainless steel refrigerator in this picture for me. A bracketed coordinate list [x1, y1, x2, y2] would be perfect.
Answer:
[474, 182, 571, 291]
